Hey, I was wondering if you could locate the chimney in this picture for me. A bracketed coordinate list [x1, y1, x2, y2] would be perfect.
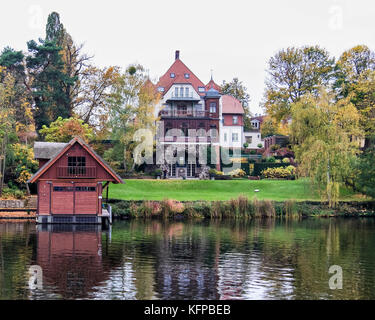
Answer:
[175, 50, 180, 60]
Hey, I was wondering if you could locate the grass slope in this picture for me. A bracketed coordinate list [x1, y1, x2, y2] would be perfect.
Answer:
[109, 179, 359, 202]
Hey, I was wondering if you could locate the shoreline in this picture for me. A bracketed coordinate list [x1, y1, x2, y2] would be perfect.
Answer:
[109, 198, 375, 219]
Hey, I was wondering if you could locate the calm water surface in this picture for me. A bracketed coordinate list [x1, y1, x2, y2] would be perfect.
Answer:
[0, 218, 375, 300]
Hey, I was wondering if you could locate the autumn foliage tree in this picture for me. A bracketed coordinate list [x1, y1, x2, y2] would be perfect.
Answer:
[263, 46, 335, 128]
[291, 89, 363, 206]
[39, 116, 94, 143]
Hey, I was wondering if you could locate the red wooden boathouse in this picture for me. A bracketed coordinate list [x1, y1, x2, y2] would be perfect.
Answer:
[28, 137, 124, 224]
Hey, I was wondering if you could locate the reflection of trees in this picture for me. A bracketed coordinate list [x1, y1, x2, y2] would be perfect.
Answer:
[1, 219, 375, 300]
[0, 222, 35, 299]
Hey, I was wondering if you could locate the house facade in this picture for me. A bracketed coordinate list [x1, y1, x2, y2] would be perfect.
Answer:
[243, 115, 265, 149]
[155, 51, 245, 177]
[28, 137, 123, 224]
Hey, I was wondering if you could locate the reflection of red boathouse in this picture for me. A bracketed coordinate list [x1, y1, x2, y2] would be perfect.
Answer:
[28, 137, 123, 224]
[36, 225, 106, 298]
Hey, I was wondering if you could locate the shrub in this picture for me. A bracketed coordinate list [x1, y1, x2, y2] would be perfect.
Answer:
[228, 169, 246, 178]
[1, 187, 26, 199]
[270, 144, 280, 151]
[257, 143, 263, 148]
[209, 169, 224, 176]
[261, 166, 296, 179]
[243, 142, 249, 148]
[267, 156, 276, 163]
[282, 157, 291, 163]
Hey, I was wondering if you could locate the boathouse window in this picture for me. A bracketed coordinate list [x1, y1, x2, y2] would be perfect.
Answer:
[68, 156, 86, 167]
[68, 156, 86, 175]
[75, 186, 96, 192]
[53, 186, 74, 192]
[233, 116, 238, 124]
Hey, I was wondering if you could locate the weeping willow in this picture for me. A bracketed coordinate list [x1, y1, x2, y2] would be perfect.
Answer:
[291, 89, 363, 207]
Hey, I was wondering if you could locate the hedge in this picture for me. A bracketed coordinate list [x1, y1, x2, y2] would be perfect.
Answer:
[252, 163, 289, 176]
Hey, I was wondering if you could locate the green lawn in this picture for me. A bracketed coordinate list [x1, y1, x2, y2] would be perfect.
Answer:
[108, 179, 360, 202]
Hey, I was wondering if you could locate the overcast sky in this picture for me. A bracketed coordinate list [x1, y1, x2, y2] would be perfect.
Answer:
[1, 0, 374, 114]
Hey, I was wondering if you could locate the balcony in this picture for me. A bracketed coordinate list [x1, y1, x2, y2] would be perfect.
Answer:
[166, 92, 201, 102]
[160, 110, 207, 118]
[57, 166, 97, 179]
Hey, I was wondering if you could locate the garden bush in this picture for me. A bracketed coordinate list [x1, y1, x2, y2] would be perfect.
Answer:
[261, 166, 296, 179]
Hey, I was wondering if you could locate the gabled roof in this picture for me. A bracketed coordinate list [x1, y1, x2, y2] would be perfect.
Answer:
[221, 95, 244, 114]
[251, 115, 265, 124]
[205, 79, 221, 92]
[28, 137, 124, 184]
[34, 142, 67, 159]
[156, 57, 205, 96]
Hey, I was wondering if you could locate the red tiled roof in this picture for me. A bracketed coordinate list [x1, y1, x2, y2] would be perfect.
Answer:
[222, 95, 244, 114]
[205, 79, 221, 92]
[156, 58, 206, 96]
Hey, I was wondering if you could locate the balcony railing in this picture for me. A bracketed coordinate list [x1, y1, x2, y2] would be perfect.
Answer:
[57, 166, 96, 179]
[166, 92, 201, 102]
[160, 110, 207, 118]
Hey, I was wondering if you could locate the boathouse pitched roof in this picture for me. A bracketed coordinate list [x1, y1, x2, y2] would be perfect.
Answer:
[34, 142, 68, 159]
[28, 137, 124, 184]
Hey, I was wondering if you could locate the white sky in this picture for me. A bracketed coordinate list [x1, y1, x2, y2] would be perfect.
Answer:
[1, 0, 375, 114]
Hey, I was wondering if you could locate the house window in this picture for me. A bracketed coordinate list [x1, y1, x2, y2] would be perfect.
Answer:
[157, 87, 165, 92]
[232, 133, 239, 142]
[185, 87, 189, 97]
[224, 133, 227, 142]
[233, 116, 238, 124]
[197, 122, 206, 137]
[210, 102, 216, 113]
[184, 73, 190, 79]
[198, 87, 205, 93]
[181, 122, 188, 136]
[170, 73, 175, 78]
[210, 125, 217, 138]
[165, 122, 173, 136]
[175, 87, 179, 97]
[246, 136, 253, 144]
[180, 87, 184, 97]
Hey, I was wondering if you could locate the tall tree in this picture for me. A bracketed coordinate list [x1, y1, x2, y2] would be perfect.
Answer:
[0, 47, 35, 143]
[45, 12, 92, 115]
[263, 46, 335, 125]
[334, 45, 375, 147]
[221, 78, 252, 131]
[74, 65, 120, 130]
[26, 39, 76, 131]
[105, 65, 159, 172]
[0, 67, 16, 193]
[290, 89, 362, 207]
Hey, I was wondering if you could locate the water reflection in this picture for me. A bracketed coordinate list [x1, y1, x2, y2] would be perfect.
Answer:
[0, 219, 375, 300]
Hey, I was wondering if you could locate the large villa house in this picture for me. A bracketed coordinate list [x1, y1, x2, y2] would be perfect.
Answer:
[153, 51, 264, 178]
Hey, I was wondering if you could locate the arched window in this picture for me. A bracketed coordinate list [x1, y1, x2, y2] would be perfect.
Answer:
[180, 122, 188, 136]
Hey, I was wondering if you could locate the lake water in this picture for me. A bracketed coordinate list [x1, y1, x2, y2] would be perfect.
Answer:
[0, 218, 374, 300]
